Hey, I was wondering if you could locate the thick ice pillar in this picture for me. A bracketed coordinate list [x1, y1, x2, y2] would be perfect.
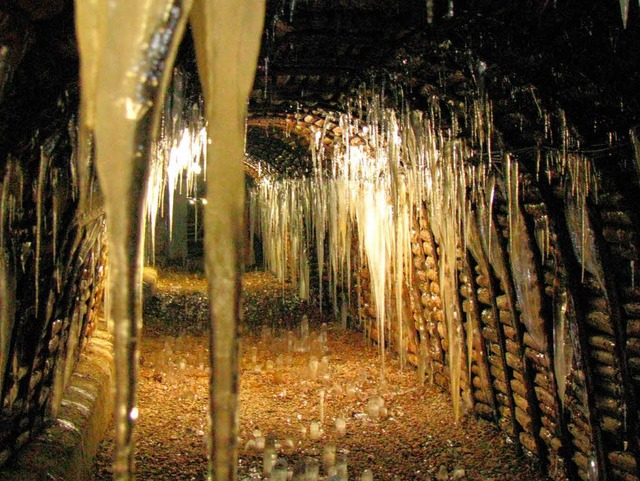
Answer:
[75, 1, 193, 479]
[190, 1, 265, 479]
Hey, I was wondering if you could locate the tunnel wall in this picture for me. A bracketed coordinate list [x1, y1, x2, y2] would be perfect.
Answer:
[0, 6, 108, 469]
[270, 106, 640, 481]
[362, 142, 640, 480]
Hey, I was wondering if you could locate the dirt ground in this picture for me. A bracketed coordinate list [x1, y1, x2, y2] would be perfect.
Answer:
[91, 270, 548, 481]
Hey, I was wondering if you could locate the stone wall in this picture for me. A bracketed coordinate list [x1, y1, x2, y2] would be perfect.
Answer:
[0, 6, 108, 469]
[350, 143, 640, 481]
[266, 98, 640, 481]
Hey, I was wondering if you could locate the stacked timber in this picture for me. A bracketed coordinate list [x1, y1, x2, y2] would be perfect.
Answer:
[0, 84, 109, 467]
[0, 226, 107, 466]
[458, 252, 496, 420]
[490, 197, 546, 463]
[521, 181, 578, 480]
[409, 221, 429, 369]
[577, 207, 632, 481]
[416, 215, 448, 390]
[458, 254, 495, 420]
[539, 197, 604, 481]
[592, 172, 640, 481]
[480, 267, 520, 438]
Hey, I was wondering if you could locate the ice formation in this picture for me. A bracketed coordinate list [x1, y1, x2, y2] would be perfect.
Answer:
[74, 0, 264, 479]
[75, 1, 194, 478]
[69, 0, 607, 475]
[249, 88, 597, 423]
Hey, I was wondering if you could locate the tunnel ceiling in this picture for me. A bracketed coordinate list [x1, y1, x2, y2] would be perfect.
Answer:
[250, 0, 427, 110]
[5, 0, 639, 160]
[246, 0, 640, 152]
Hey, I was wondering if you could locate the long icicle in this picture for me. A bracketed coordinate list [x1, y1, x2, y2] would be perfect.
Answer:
[74, 0, 105, 211]
[76, 1, 193, 479]
[190, 1, 265, 479]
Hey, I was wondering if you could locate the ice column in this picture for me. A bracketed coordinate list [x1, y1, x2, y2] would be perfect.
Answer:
[190, 0, 265, 479]
[75, 0, 193, 478]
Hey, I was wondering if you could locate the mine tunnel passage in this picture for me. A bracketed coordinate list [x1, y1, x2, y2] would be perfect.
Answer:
[1, 1, 640, 481]
[91, 269, 547, 481]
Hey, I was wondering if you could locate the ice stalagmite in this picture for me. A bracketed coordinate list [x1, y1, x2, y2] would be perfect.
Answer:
[75, 1, 193, 478]
[190, 1, 265, 479]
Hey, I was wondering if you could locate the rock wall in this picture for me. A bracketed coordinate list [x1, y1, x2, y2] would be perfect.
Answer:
[261, 94, 640, 481]
[0, 6, 108, 469]
[351, 147, 640, 481]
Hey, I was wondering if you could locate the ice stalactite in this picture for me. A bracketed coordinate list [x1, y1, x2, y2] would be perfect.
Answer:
[34, 147, 46, 317]
[552, 289, 572, 409]
[544, 112, 597, 282]
[190, 0, 265, 479]
[75, 1, 193, 478]
[250, 97, 471, 414]
[505, 155, 546, 353]
[311, 134, 328, 311]
[394, 181, 411, 370]
[620, 0, 630, 28]
[0, 164, 18, 409]
[257, 178, 312, 297]
[74, 0, 104, 211]
[361, 187, 392, 379]
[632, 127, 640, 175]
[250, 87, 598, 423]
[426, 0, 434, 24]
[146, 69, 207, 262]
[565, 195, 603, 287]
[289, 0, 297, 23]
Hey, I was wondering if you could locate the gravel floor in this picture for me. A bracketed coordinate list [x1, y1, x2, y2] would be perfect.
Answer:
[91, 270, 548, 481]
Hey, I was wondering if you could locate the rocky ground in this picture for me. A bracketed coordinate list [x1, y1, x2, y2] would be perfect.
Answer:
[91, 270, 548, 481]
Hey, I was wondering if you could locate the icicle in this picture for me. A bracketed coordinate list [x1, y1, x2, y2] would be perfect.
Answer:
[553, 290, 572, 409]
[620, 0, 630, 28]
[565, 195, 603, 286]
[631, 127, 640, 175]
[0, 165, 17, 407]
[34, 147, 46, 315]
[74, 0, 106, 210]
[289, 0, 297, 23]
[143, 67, 207, 253]
[190, 1, 265, 480]
[362, 188, 391, 380]
[75, 1, 193, 479]
[426, 0, 434, 24]
[263, 56, 269, 101]
[248, 88, 535, 423]
[506, 156, 546, 352]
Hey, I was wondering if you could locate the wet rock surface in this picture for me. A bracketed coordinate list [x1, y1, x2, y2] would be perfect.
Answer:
[91, 270, 548, 481]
